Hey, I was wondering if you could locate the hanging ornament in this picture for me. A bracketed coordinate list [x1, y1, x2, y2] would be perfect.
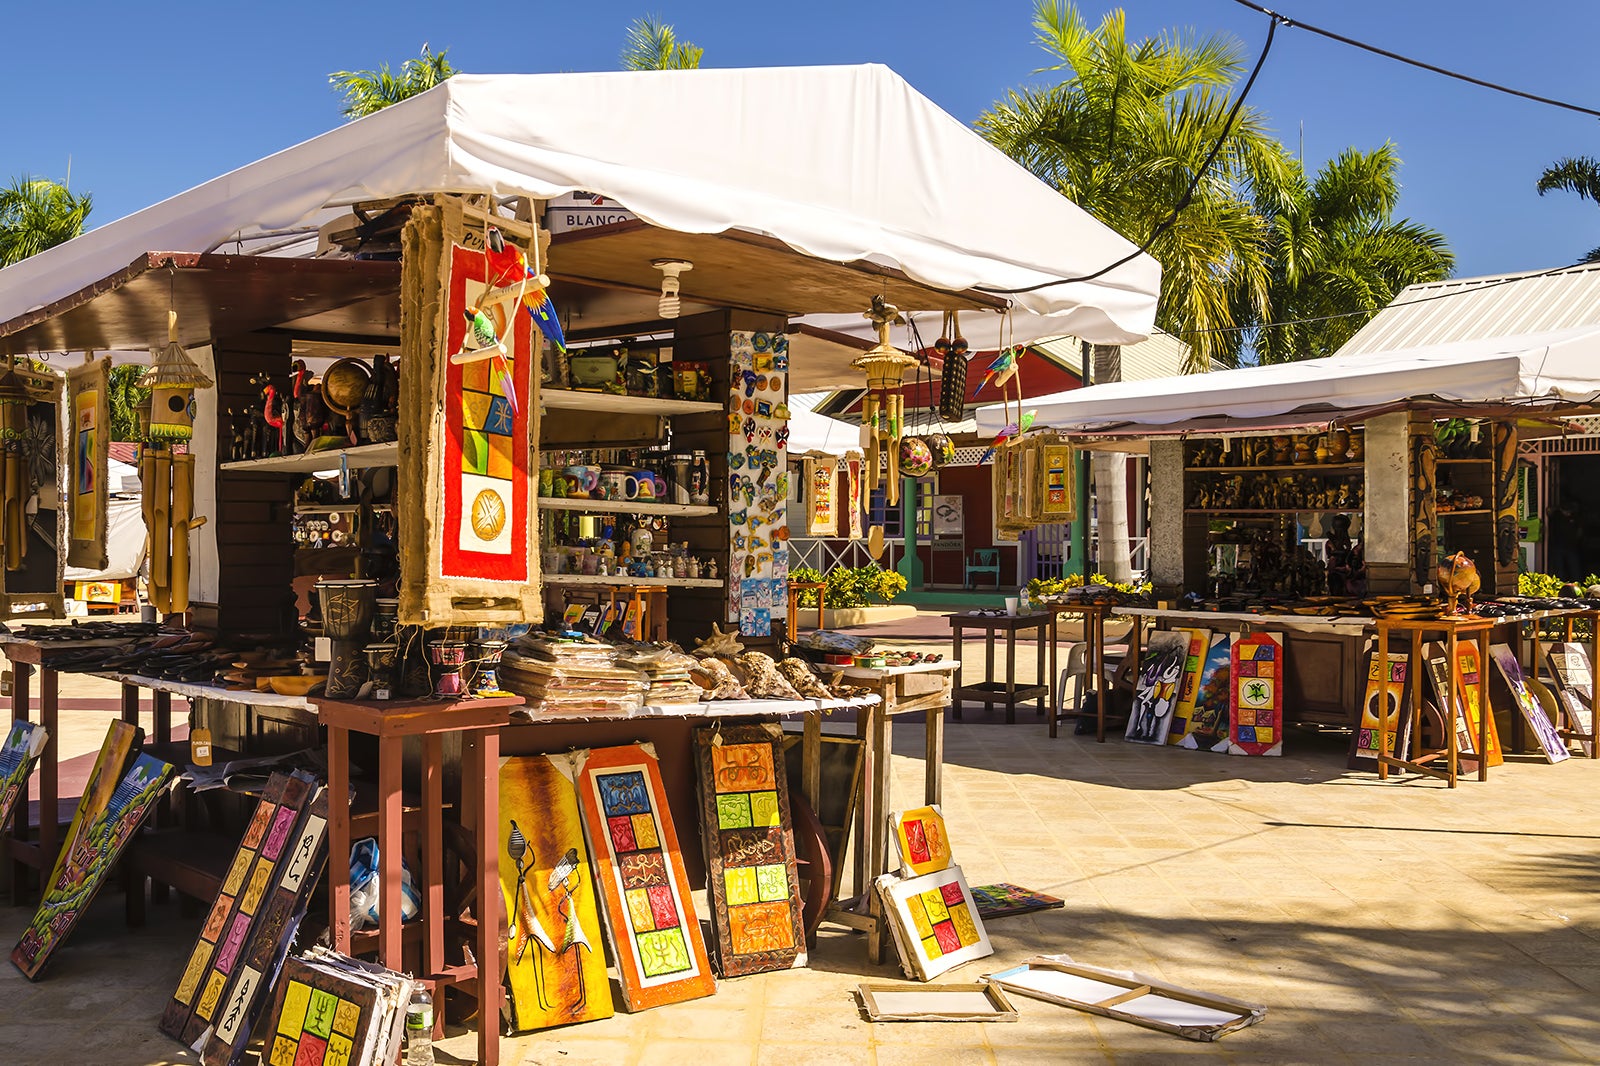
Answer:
[899, 436, 933, 478]
[851, 296, 919, 505]
[937, 310, 967, 422]
[926, 432, 956, 468]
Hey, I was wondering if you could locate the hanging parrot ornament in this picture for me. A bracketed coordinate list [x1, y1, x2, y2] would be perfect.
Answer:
[980, 410, 1036, 464]
[975, 346, 1025, 394]
[485, 225, 567, 353]
[464, 305, 519, 416]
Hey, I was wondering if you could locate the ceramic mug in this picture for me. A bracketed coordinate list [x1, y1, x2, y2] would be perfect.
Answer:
[599, 471, 629, 500]
[563, 465, 600, 495]
[624, 474, 654, 500]
[538, 468, 554, 496]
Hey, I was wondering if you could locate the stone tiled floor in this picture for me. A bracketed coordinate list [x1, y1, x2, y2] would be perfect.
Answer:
[2, 629, 1598, 1064]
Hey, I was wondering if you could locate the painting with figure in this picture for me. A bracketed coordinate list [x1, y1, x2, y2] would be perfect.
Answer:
[892, 805, 952, 877]
[1126, 632, 1188, 746]
[1166, 628, 1212, 746]
[500, 754, 612, 1030]
[694, 723, 806, 977]
[1489, 643, 1571, 764]
[568, 744, 714, 1011]
[1180, 632, 1233, 753]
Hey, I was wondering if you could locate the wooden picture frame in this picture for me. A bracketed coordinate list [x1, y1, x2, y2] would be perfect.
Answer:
[985, 956, 1267, 1042]
[1350, 650, 1410, 769]
[890, 805, 952, 877]
[857, 982, 1017, 1022]
[66, 356, 110, 570]
[1543, 642, 1597, 758]
[1166, 627, 1212, 746]
[876, 866, 992, 981]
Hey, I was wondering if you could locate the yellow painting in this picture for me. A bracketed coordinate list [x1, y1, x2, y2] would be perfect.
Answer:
[893, 805, 952, 876]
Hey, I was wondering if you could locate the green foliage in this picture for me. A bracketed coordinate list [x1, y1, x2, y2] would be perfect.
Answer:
[1519, 571, 1566, 598]
[791, 564, 907, 609]
[1536, 155, 1600, 264]
[1027, 572, 1152, 604]
[0, 176, 91, 267]
[330, 44, 456, 119]
[108, 364, 149, 442]
[620, 15, 704, 70]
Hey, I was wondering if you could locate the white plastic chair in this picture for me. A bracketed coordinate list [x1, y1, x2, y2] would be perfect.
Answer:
[1056, 641, 1088, 715]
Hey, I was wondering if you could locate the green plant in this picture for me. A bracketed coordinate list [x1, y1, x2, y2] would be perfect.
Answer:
[1435, 418, 1470, 454]
[1519, 571, 1567, 598]
[1027, 572, 1152, 605]
[790, 564, 906, 609]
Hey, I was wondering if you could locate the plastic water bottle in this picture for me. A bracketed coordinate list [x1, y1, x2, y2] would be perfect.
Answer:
[405, 984, 434, 1066]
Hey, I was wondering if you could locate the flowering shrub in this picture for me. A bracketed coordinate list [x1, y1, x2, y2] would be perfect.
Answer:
[1026, 572, 1151, 604]
[791, 564, 907, 608]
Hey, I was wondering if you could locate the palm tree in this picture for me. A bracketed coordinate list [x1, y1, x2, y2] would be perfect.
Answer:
[0, 176, 91, 268]
[1247, 144, 1453, 364]
[329, 44, 456, 119]
[620, 15, 703, 70]
[1536, 155, 1600, 263]
[978, 1, 1288, 579]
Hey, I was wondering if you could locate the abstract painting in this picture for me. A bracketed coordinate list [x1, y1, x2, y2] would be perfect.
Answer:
[970, 883, 1064, 920]
[1489, 643, 1571, 764]
[1349, 651, 1409, 770]
[569, 744, 714, 1011]
[876, 866, 992, 981]
[694, 723, 806, 976]
[1126, 631, 1188, 745]
[1228, 632, 1282, 756]
[261, 949, 414, 1066]
[0, 719, 47, 835]
[1180, 632, 1233, 752]
[1166, 627, 1212, 746]
[1454, 640, 1503, 768]
[892, 805, 952, 878]
[12, 721, 170, 979]
[1543, 643, 1596, 758]
[500, 754, 611, 1031]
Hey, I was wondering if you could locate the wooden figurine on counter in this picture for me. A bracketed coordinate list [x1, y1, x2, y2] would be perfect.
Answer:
[1438, 551, 1481, 615]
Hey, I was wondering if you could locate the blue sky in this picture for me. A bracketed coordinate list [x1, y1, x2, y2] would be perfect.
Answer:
[4, 1, 1598, 279]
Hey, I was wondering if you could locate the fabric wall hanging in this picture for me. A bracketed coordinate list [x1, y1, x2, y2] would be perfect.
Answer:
[876, 865, 992, 981]
[567, 744, 715, 1011]
[1228, 632, 1283, 756]
[66, 356, 110, 570]
[500, 754, 612, 1031]
[845, 454, 864, 539]
[727, 330, 788, 636]
[805, 456, 839, 537]
[694, 723, 806, 977]
[398, 198, 541, 627]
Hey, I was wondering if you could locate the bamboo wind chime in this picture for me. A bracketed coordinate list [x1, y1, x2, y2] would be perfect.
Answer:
[139, 311, 213, 616]
[852, 296, 919, 506]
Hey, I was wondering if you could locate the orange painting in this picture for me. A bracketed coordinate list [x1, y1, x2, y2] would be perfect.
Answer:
[892, 805, 952, 876]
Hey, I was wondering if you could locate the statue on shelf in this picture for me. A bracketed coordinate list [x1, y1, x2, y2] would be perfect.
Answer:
[1325, 513, 1366, 596]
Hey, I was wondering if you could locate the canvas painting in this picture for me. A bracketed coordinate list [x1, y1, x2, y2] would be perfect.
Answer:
[1543, 642, 1596, 758]
[499, 754, 612, 1031]
[876, 866, 992, 981]
[569, 744, 714, 1011]
[66, 356, 110, 570]
[1454, 641, 1503, 767]
[1180, 632, 1233, 752]
[694, 723, 806, 977]
[1228, 632, 1282, 756]
[1489, 643, 1571, 764]
[3, 374, 67, 618]
[970, 883, 1064, 921]
[1349, 651, 1409, 769]
[892, 805, 952, 877]
[260, 949, 415, 1066]
[12, 721, 170, 979]
[1166, 628, 1212, 746]
[0, 719, 47, 834]
[1126, 631, 1188, 745]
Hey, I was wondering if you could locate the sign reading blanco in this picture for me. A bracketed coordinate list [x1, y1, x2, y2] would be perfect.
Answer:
[546, 191, 637, 233]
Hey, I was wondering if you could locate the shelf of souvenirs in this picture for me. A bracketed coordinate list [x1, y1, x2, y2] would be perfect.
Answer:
[294, 502, 396, 514]
[1435, 457, 1493, 465]
[541, 573, 724, 588]
[220, 441, 398, 474]
[537, 497, 717, 517]
[1186, 508, 1363, 516]
[1438, 508, 1494, 516]
[1184, 462, 1363, 474]
[540, 389, 724, 416]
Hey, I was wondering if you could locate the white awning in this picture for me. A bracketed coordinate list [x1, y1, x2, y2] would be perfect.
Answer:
[0, 66, 1159, 345]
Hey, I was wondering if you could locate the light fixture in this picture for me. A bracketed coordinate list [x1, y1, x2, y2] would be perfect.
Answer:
[653, 259, 693, 319]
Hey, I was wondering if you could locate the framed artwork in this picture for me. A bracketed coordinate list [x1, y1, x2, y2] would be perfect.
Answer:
[499, 755, 612, 1031]
[694, 723, 806, 977]
[844, 455, 863, 538]
[970, 883, 1063, 921]
[858, 982, 1017, 1022]
[1543, 642, 1596, 758]
[12, 721, 170, 979]
[1454, 640, 1502, 768]
[876, 866, 992, 981]
[569, 744, 714, 1011]
[65, 356, 110, 570]
[1349, 651, 1409, 770]
[805, 457, 838, 536]
[1179, 632, 1233, 752]
[1228, 632, 1282, 756]
[891, 805, 952, 877]
[1126, 631, 1188, 745]
[1040, 443, 1074, 518]
[0, 720, 47, 835]
[1166, 627, 1212, 746]
[1489, 643, 1571, 764]
[261, 949, 414, 1066]
[2, 372, 67, 619]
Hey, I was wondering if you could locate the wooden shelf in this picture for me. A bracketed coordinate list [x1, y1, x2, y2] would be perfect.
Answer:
[1186, 508, 1363, 516]
[1436, 457, 1492, 465]
[220, 441, 398, 474]
[1185, 463, 1362, 473]
[538, 497, 716, 517]
[541, 389, 723, 416]
[1438, 508, 1493, 516]
[295, 503, 395, 513]
[542, 573, 723, 588]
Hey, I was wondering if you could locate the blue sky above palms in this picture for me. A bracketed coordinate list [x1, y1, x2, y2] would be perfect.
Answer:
[4, 0, 1597, 279]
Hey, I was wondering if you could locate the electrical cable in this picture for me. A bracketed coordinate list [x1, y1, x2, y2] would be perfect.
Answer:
[1230, 0, 1600, 119]
[977, 13, 1281, 295]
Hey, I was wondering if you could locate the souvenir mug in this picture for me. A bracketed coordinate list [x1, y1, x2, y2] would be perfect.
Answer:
[599, 471, 630, 500]
[538, 468, 554, 496]
[563, 464, 600, 496]
[627, 472, 658, 500]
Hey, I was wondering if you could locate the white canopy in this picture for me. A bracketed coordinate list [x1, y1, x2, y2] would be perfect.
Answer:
[0, 66, 1159, 345]
[980, 325, 1600, 435]
[787, 393, 862, 457]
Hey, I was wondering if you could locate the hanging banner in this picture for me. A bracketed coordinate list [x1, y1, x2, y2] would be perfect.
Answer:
[66, 357, 110, 570]
[805, 457, 838, 536]
[845, 454, 864, 539]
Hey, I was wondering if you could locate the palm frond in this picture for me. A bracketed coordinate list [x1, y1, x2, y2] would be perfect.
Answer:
[1536, 156, 1600, 202]
[0, 176, 92, 268]
[621, 15, 703, 70]
[329, 44, 455, 119]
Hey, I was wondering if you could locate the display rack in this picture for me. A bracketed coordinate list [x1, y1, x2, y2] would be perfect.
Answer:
[219, 441, 399, 473]
[540, 389, 723, 416]
[537, 497, 717, 517]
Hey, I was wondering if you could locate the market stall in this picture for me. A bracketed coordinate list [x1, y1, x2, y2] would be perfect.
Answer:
[0, 64, 1159, 1063]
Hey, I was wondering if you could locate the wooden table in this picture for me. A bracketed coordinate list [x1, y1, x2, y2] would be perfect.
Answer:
[808, 660, 957, 964]
[947, 612, 1049, 723]
[786, 581, 827, 635]
[1041, 601, 1116, 740]
[313, 695, 518, 1066]
[1373, 616, 1495, 787]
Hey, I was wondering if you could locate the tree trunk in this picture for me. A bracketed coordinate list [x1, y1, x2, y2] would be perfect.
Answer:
[1091, 344, 1133, 582]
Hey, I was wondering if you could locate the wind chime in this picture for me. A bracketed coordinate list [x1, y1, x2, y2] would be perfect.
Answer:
[139, 310, 213, 616]
[852, 296, 919, 506]
[0, 362, 32, 571]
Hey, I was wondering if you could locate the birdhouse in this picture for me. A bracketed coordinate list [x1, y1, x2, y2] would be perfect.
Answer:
[138, 311, 214, 444]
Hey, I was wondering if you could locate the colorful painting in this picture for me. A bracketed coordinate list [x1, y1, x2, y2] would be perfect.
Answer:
[1350, 651, 1409, 769]
[876, 866, 992, 981]
[66, 355, 110, 569]
[694, 723, 806, 977]
[1228, 632, 1282, 756]
[570, 744, 714, 1011]
[12, 721, 171, 979]
[727, 330, 788, 636]
[1419, 644, 1472, 763]
[1166, 628, 1212, 746]
[970, 883, 1064, 920]
[261, 951, 413, 1066]
[1126, 632, 1188, 745]
[500, 755, 611, 1031]
[0, 720, 47, 834]
[1454, 641, 1503, 768]
[845, 456, 863, 539]
[1180, 632, 1233, 752]
[805, 457, 838, 536]
[1489, 644, 1571, 764]
[1543, 642, 1597, 758]
[892, 805, 952, 877]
